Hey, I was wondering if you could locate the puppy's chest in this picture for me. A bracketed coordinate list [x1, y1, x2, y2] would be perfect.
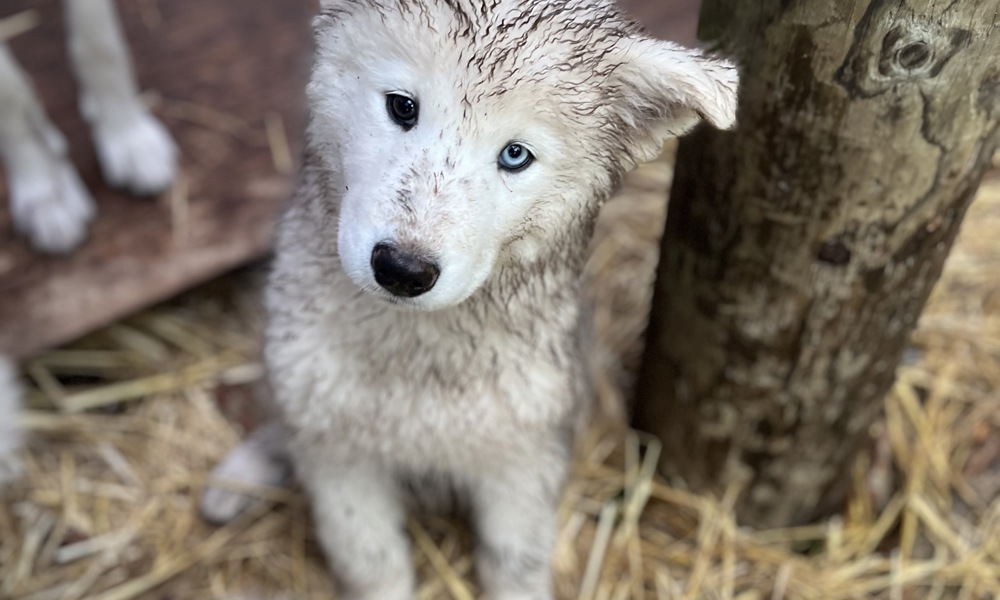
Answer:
[281, 307, 581, 467]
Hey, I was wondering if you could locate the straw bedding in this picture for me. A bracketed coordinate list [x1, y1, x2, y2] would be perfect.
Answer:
[2, 149, 1000, 599]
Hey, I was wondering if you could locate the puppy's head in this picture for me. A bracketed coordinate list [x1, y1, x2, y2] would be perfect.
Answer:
[308, 0, 738, 310]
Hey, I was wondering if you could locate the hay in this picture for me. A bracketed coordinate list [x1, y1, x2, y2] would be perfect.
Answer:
[2, 155, 1000, 599]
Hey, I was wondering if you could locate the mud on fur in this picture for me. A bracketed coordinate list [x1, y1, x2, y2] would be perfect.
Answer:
[201, 1, 738, 599]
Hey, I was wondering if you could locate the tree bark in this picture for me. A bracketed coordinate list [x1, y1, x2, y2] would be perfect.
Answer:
[634, 0, 1000, 528]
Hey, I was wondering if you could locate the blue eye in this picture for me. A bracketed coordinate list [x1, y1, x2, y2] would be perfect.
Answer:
[498, 143, 534, 172]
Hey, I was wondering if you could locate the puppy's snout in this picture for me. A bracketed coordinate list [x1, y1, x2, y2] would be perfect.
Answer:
[371, 243, 440, 298]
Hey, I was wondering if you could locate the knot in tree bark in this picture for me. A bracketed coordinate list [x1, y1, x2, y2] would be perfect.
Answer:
[838, 4, 973, 98]
[817, 240, 852, 266]
[897, 41, 932, 71]
[876, 23, 971, 82]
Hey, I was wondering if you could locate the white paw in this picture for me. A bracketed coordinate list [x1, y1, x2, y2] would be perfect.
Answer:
[91, 108, 177, 196]
[9, 158, 96, 254]
[200, 439, 289, 525]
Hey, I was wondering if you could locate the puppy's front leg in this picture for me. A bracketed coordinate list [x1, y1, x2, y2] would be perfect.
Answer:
[299, 457, 415, 600]
[471, 454, 567, 600]
[200, 420, 292, 524]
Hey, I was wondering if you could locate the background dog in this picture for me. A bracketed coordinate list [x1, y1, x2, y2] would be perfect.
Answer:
[0, 0, 176, 254]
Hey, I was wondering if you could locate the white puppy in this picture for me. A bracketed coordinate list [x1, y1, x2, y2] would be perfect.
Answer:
[203, 1, 739, 598]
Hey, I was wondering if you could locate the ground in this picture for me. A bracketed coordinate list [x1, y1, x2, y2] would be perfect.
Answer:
[3, 1, 1000, 598]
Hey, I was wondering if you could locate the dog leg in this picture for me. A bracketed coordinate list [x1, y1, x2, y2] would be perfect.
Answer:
[300, 459, 414, 600]
[0, 357, 24, 487]
[64, 0, 177, 195]
[470, 457, 566, 600]
[0, 44, 95, 253]
[199, 420, 291, 524]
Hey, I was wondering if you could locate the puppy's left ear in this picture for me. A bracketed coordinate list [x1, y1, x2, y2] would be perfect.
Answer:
[611, 37, 739, 162]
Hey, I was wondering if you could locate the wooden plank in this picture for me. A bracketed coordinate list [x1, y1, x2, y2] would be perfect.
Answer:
[0, 0, 314, 357]
[0, 0, 699, 359]
[620, 0, 701, 45]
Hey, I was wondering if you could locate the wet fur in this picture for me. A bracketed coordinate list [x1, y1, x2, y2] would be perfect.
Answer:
[201, 1, 738, 598]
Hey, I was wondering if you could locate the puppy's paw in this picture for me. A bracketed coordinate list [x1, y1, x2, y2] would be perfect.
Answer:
[200, 439, 290, 524]
[9, 159, 96, 254]
[91, 107, 177, 196]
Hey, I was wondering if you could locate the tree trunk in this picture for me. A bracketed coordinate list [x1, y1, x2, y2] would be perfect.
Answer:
[633, 0, 1000, 528]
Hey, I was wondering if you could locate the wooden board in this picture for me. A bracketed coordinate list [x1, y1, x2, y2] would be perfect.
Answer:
[621, 0, 700, 46]
[0, 0, 698, 359]
[0, 0, 315, 358]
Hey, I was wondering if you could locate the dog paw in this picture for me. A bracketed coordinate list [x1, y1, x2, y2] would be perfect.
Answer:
[200, 439, 290, 525]
[91, 108, 177, 196]
[9, 159, 96, 254]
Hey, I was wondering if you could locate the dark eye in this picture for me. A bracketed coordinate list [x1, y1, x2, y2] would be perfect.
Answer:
[386, 93, 418, 130]
[498, 143, 534, 172]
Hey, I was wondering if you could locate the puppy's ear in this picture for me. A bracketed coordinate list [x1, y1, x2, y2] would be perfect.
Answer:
[611, 37, 739, 162]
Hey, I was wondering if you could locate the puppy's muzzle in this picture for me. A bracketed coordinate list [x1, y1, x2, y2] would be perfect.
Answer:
[371, 242, 440, 298]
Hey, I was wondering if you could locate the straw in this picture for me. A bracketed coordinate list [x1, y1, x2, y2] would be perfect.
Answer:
[2, 152, 999, 599]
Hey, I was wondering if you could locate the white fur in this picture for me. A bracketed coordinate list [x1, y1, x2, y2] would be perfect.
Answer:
[0, 0, 177, 254]
[202, 1, 739, 598]
[199, 421, 290, 524]
[65, 0, 178, 195]
[0, 44, 95, 253]
[0, 357, 24, 487]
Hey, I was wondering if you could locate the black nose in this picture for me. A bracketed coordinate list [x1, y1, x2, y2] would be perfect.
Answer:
[371, 243, 440, 298]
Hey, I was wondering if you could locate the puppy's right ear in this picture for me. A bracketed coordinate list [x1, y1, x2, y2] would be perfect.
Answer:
[609, 36, 739, 162]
